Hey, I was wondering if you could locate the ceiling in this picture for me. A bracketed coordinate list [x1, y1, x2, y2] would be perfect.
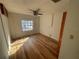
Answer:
[1, 0, 69, 15]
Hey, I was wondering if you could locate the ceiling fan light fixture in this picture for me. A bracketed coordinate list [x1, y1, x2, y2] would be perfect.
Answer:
[51, 0, 61, 3]
[29, 8, 43, 16]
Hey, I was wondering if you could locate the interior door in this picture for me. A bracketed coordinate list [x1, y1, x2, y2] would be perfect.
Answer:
[0, 14, 8, 59]
[1, 14, 11, 50]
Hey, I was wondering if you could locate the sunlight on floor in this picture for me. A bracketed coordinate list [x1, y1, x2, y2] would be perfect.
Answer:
[8, 37, 30, 56]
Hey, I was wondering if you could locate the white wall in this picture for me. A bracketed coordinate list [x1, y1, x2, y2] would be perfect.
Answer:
[40, 14, 53, 37]
[52, 12, 63, 40]
[8, 12, 40, 39]
[40, 13, 63, 41]
[59, 0, 79, 59]
[0, 0, 3, 3]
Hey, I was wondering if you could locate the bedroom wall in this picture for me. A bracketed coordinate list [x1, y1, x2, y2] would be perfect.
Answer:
[8, 12, 40, 39]
[0, 0, 3, 3]
[59, 0, 79, 59]
[40, 12, 63, 41]
[52, 12, 63, 40]
[40, 14, 53, 38]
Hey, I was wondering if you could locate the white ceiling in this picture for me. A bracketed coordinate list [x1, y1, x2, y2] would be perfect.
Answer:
[1, 0, 69, 15]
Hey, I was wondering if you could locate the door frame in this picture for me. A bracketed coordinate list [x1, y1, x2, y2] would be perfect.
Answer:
[58, 12, 67, 53]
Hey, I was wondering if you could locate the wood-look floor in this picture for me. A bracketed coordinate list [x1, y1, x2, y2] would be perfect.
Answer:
[9, 34, 58, 59]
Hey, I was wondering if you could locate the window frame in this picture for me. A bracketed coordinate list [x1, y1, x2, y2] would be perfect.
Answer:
[21, 19, 33, 32]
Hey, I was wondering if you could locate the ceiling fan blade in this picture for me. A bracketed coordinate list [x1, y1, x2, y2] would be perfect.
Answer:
[28, 8, 43, 16]
[38, 13, 43, 15]
[29, 9, 34, 11]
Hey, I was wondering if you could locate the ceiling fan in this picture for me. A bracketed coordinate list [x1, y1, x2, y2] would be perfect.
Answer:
[29, 8, 43, 16]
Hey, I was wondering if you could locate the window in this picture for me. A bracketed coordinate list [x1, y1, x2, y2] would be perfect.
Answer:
[21, 20, 33, 31]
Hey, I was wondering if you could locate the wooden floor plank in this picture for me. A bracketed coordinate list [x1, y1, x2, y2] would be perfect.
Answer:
[9, 34, 58, 59]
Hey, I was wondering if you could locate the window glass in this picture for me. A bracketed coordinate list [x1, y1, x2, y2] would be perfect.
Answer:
[21, 20, 33, 31]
